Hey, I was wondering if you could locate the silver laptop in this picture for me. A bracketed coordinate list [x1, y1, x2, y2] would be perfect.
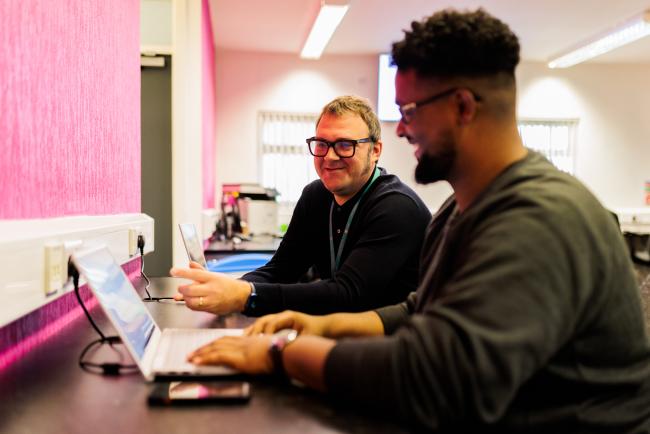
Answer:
[179, 223, 208, 267]
[71, 245, 241, 381]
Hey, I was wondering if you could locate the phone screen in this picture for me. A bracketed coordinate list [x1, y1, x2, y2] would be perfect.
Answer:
[148, 381, 251, 405]
[178, 223, 208, 267]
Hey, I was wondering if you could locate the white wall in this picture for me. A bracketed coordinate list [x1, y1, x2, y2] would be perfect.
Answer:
[378, 122, 454, 211]
[517, 61, 650, 209]
[141, 0, 205, 266]
[215, 50, 375, 194]
[215, 50, 650, 213]
[171, 0, 204, 266]
[141, 0, 172, 47]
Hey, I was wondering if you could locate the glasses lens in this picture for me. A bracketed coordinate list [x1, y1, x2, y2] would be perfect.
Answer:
[399, 106, 413, 124]
[309, 140, 329, 156]
[334, 141, 355, 157]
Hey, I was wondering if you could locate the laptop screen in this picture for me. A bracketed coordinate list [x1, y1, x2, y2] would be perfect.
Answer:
[73, 246, 155, 361]
[179, 223, 207, 267]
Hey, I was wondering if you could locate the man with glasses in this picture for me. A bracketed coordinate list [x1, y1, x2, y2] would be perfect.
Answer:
[185, 8, 650, 433]
[172, 95, 431, 316]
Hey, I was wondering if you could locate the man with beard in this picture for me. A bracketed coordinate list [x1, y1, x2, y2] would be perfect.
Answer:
[184, 9, 650, 433]
[171, 95, 430, 316]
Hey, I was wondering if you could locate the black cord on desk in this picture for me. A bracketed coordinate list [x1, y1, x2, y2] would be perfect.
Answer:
[138, 235, 175, 302]
[68, 260, 138, 376]
[78, 337, 138, 376]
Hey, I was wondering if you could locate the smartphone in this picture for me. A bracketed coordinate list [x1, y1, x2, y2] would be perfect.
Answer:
[178, 223, 208, 268]
[148, 381, 251, 405]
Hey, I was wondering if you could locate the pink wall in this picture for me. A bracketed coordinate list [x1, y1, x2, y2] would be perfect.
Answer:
[0, 0, 140, 366]
[214, 50, 378, 192]
[202, 0, 217, 209]
[0, 0, 140, 219]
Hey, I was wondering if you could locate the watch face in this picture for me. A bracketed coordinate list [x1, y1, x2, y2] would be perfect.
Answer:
[246, 292, 257, 310]
[286, 329, 298, 341]
[271, 329, 298, 351]
[245, 283, 257, 311]
[275, 328, 298, 340]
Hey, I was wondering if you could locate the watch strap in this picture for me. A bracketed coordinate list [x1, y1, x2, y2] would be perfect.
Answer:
[269, 329, 298, 376]
[243, 281, 257, 314]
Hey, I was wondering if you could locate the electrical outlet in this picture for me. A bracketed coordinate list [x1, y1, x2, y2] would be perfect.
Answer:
[44, 242, 64, 295]
[128, 228, 139, 257]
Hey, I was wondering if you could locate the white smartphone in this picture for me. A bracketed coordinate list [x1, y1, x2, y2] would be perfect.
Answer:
[178, 223, 208, 268]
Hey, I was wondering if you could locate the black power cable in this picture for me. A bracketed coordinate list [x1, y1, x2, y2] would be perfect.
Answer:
[78, 338, 138, 376]
[138, 234, 174, 302]
[68, 258, 138, 376]
[69, 259, 107, 341]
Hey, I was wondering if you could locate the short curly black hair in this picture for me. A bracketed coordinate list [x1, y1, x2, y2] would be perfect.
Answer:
[391, 8, 520, 77]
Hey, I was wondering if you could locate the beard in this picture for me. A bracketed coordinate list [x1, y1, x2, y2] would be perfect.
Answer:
[414, 132, 456, 184]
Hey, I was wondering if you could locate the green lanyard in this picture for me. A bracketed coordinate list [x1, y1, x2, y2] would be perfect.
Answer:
[329, 167, 381, 276]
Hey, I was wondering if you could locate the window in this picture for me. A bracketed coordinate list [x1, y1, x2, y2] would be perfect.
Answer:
[259, 114, 579, 204]
[258, 111, 319, 203]
[517, 119, 578, 174]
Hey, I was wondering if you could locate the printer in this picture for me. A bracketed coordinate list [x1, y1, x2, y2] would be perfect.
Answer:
[221, 183, 279, 237]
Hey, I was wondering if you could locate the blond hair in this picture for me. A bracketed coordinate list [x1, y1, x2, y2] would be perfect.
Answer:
[316, 95, 381, 142]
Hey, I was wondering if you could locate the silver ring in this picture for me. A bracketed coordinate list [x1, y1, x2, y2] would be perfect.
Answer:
[199, 296, 204, 307]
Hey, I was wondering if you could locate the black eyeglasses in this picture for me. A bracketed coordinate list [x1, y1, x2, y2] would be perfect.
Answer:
[306, 137, 373, 158]
[398, 87, 482, 124]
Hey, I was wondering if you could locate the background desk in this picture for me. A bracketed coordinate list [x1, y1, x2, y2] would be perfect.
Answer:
[0, 277, 406, 434]
[206, 235, 282, 257]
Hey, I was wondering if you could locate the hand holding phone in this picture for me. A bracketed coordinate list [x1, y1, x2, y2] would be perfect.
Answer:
[148, 381, 251, 405]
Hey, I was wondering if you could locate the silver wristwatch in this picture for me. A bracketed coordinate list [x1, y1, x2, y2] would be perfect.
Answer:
[269, 328, 298, 375]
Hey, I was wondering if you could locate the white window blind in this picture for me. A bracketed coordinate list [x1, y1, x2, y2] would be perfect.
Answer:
[259, 114, 579, 204]
[518, 119, 578, 174]
[258, 112, 319, 203]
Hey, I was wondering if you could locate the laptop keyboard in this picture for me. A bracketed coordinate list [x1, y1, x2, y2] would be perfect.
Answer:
[155, 328, 243, 373]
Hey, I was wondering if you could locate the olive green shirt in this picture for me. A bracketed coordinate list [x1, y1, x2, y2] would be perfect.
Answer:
[325, 151, 650, 433]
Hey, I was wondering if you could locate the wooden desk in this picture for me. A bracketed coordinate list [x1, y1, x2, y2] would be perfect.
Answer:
[0, 277, 405, 434]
